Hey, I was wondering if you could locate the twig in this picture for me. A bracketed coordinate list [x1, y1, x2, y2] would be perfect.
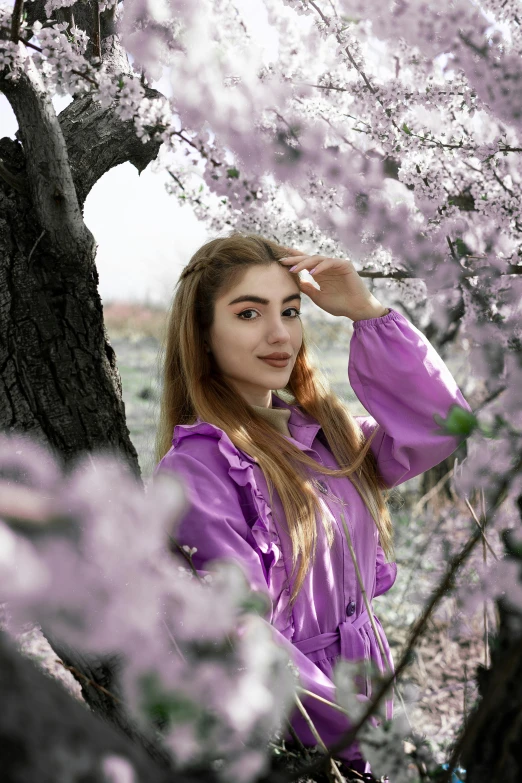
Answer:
[161, 619, 186, 662]
[286, 717, 309, 753]
[358, 262, 522, 283]
[419, 461, 522, 783]
[392, 515, 447, 616]
[294, 694, 345, 783]
[446, 236, 458, 261]
[10, 0, 24, 43]
[0, 480, 53, 524]
[168, 536, 202, 581]
[297, 687, 352, 717]
[27, 229, 45, 267]
[480, 487, 489, 669]
[55, 659, 121, 703]
[308, 0, 402, 139]
[463, 662, 468, 728]
[341, 511, 413, 732]
[93, 0, 102, 60]
[14, 35, 100, 87]
[395, 472, 498, 616]
[356, 269, 413, 280]
[341, 513, 389, 673]
[328, 528, 482, 755]
[167, 170, 186, 191]
[411, 465, 454, 516]
[458, 31, 488, 58]
[294, 694, 329, 752]
[464, 497, 498, 561]
[393, 685, 414, 733]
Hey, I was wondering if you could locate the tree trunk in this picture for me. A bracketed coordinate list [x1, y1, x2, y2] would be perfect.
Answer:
[459, 522, 522, 781]
[0, 0, 165, 479]
[0, 135, 142, 479]
[0, 626, 222, 783]
[433, 476, 522, 783]
[0, 0, 171, 769]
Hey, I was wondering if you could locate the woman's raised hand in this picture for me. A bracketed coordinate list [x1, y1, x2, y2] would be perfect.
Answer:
[279, 249, 389, 322]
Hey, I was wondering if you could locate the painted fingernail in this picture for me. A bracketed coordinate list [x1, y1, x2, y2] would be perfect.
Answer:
[289, 264, 299, 272]
[310, 267, 317, 275]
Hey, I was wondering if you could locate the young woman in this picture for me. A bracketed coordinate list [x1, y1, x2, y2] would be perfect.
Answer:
[153, 232, 472, 779]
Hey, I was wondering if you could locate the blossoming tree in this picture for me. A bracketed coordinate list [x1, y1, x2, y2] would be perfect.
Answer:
[1, 0, 522, 781]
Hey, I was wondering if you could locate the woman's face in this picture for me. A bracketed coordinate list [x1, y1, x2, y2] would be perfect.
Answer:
[207, 263, 303, 408]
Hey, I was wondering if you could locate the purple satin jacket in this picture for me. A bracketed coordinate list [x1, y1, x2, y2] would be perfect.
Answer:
[153, 308, 472, 769]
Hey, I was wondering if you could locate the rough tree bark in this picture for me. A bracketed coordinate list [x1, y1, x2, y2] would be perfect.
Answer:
[459, 520, 522, 782]
[0, 624, 225, 783]
[0, 0, 181, 774]
[0, 1, 159, 480]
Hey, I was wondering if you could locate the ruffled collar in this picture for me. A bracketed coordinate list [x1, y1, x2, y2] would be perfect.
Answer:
[179, 392, 323, 450]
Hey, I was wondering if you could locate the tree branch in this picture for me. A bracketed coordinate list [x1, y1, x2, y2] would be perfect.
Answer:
[10, 0, 24, 43]
[0, 59, 94, 262]
[356, 264, 522, 281]
[19, 0, 164, 203]
[24, 0, 131, 73]
[93, 0, 102, 60]
[0, 628, 219, 783]
[58, 87, 164, 207]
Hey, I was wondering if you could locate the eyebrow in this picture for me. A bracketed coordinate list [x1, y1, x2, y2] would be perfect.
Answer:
[228, 293, 302, 306]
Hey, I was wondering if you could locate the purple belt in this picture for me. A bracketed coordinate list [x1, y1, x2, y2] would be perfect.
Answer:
[292, 609, 371, 660]
[292, 609, 394, 720]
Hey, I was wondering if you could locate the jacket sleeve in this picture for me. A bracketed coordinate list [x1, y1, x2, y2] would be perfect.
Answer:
[374, 541, 397, 598]
[153, 445, 366, 766]
[349, 308, 473, 489]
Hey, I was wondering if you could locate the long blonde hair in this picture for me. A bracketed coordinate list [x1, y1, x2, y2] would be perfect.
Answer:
[155, 231, 395, 607]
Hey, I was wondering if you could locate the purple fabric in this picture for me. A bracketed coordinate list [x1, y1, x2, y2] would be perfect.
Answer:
[153, 308, 472, 767]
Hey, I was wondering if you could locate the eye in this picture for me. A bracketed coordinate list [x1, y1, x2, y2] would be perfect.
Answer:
[237, 307, 301, 320]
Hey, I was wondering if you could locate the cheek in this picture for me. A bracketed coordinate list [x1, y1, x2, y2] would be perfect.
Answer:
[293, 324, 303, 348]
[215, 324, 256, 362]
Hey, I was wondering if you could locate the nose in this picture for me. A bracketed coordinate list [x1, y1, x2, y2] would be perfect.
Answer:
[266, 313, 297, 338]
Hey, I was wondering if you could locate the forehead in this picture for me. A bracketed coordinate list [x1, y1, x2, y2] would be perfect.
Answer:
[221, 264, 301, 305]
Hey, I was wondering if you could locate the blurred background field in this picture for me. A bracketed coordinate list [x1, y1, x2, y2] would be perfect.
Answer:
[103, 300, 493, 768]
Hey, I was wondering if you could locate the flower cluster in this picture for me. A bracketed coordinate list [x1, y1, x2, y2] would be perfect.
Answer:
[0, 5, 30, 79]
[0, 433, 297, 783]
[43, 0, 78, 17]
[30, 19, 90, 96]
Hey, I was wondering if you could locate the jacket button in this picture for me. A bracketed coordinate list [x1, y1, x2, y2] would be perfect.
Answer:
[316, 480, 328, 494]
[346, 600, 356, 617]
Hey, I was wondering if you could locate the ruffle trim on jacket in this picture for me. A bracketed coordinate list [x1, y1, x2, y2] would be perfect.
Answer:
[172, 420, 295, 639]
